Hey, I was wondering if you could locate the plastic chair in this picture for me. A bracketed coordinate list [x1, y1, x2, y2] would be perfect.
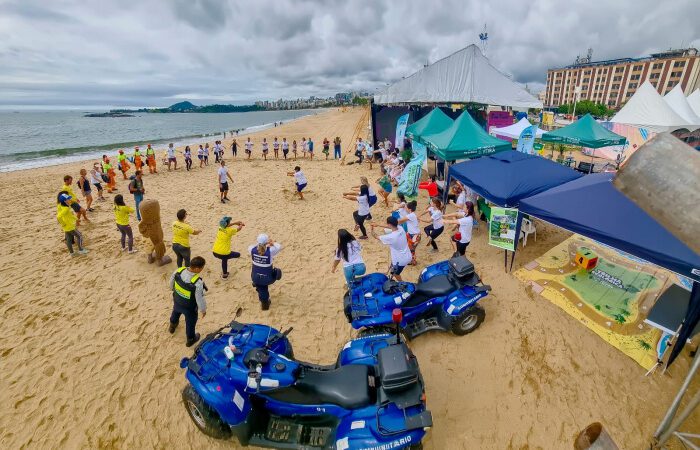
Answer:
[519, 217, 536, 247]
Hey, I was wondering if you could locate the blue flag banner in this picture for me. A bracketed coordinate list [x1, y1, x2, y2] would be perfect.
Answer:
[516, 125, 538, 154]
[395, 113, 409, 150]
[397, 140, 427, 199]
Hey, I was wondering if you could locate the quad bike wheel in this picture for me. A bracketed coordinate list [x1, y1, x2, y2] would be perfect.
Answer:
[182, 385, 231, 439]
[451, 305, 485, 336]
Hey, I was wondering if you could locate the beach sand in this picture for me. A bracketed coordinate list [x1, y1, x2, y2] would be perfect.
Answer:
[0, 106, 698, 449]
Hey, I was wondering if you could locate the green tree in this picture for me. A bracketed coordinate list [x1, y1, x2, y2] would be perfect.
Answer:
[557, 100, 613, 118]
[352, 96, 368, 106]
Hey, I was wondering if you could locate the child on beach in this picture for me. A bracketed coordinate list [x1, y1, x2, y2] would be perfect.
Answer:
[376, 167, 392, 207]
[307, 137, 314, 160]
[282, 138, 289, 159]
[89, 164, 106, 201]
[287, 166, 307, 200]
[213, 141, 222, 163]
[168, 256, 207, 347]
[117, 150, 130, 179]
[146, 144, 157, 173]
[331, 229, 365, 285]
[262, 138, 269, 160]
[301, 137, 307, 158]
[420, 198, 445, 252]
[62, 175, 90, 224]
[333, 136, 342, 159]
[322, 138, 330, 160]
[249, 234, 282, 311]
[292, 140, 297, 160]
[198, 145, 205, 168]
[343, 184, 372, 239]
[273, 137, 280, 159]
[245, 138, 253, 159]
[57, 192, 88, 256]
[76, 169, 94, 212]
[231, 139, 238, 158]
[370, 216, 412, 282]
[113, 194, 137, 253]
[167, 143, 178, 171]
[172, 209, 202, 267]
[203, 143, 210, 165]
[217, 160, 233, 203]
[212, 216, 244, 279]
[183, 146, 193, 171]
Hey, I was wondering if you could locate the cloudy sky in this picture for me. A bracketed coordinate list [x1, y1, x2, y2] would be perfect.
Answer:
[0, 0, 698, 109]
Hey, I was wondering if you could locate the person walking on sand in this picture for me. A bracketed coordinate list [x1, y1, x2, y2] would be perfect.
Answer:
[231, 139, 238, 158]
[172, 209, 201, 267]
[128, 170, 145, 221]
[249, 234, 282, 311]
[301, 137, 307, 158]
[420, 198, 445, 252]
[331, 229, 365, 285]
[322, 137, 330, 160]
[273, 137, 280, 159]
[370, 216, 412, 282]
[281, 138, 289, 160]
[287, 166, 307, 200]
[198, 144, 205, 168]
[62, 175, 90, 224]
[117, 150, 130, 179]
[90, 163, 106, 201]
[343, 184, 372, 239]
[76, 169, 94, 212]
[203, 143, 210, 166]
[245, 137, 253, 159]
[333, 136, 342, 159]
[217, 160, 233, 203]
[57, 192, 88, 256]
[168, 256, 207, 347]
[307, 137, 314, 160]
[145, 144, 157, 174]
[212, 216, 244, 279]
[213, 140, 222, 163]
[167, 143, 178, 171]
[113, 194, 137, 253]
[133, 146, 143, 171]
[292, 139, 297, 160]
[262, 138, 269, 160]
[183, 146, 193, 171]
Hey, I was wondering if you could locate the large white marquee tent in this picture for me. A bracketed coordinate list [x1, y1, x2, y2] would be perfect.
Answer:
[489, 117, 545, 139]
[664, 85, 700, 127]
[611, 81, 697, 132]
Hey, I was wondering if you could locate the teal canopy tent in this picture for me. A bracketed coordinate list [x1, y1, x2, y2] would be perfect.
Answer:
[541, 113, 627, 148]
[421, 110, 510, 160]
[406, 108, 454, 144]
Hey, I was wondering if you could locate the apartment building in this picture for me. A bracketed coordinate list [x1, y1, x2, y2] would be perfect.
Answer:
[544, 48, 700, 109]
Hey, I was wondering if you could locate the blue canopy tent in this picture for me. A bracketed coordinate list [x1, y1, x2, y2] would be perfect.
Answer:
[444, 151, 584, 270]
[518, 173, 700, 284]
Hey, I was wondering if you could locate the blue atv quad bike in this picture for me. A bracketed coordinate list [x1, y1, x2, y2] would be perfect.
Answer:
[180, 311, 432, 449]
[344, 255, 491, 340]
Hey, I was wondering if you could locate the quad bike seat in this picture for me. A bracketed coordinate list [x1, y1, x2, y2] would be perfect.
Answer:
[264, 364, 371, 409]
[403, 275, 456, 308]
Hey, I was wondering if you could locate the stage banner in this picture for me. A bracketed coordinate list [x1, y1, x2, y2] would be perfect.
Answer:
[489, 207, 518, 251]
[397, 140, 427, 199]
[516, 125, 538, 154]
[395, 113, 409, 150]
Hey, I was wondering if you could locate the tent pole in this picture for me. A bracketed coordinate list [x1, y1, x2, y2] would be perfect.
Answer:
[589, 148, 595, 174]
[504, 250, 507, 272]
[509, 250, 516, 272]
[653, 349, 700, 443]
[657, 388, 700, 447]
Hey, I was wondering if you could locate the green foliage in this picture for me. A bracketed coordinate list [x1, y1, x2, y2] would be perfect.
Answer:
[594, 304, 601, 311]
[613, 313, 626, 324]
[557, 100, 614, 118]
[638, 340, 652, 351]
[401, 148, 413, 162]
[352, 96, 369, 106]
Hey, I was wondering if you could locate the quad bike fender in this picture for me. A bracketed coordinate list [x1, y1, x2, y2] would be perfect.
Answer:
[338, 334, 392, 367]
[443, 288, 488, 317]
[186, 370, 251, 426]
[334, 407, 426, 450]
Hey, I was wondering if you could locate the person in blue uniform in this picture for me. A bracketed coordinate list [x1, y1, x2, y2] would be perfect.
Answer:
[249, 234, 282, 311]
[168, 256, 207, 347]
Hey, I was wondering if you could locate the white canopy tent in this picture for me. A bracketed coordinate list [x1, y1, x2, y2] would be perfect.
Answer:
[611, 81, 695, 132]
[374, 44, 542, 109]
[688, 90, 700, 116]
[664, 85, 700, 128]
[489, 117, 545, 139]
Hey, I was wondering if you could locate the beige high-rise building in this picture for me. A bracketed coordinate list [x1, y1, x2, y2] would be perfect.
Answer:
[544, 48, 700, 109]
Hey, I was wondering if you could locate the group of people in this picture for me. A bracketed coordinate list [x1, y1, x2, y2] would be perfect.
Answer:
[233, 136, 342, 161]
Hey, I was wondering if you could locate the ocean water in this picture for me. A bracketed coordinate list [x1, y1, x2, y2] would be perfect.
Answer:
[0, 109, 319, 172]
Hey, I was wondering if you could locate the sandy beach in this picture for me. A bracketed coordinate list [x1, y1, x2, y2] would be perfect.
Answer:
[1, 106, 698, 449]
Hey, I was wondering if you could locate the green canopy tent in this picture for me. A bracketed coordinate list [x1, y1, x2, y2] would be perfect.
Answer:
[420, 110, 511, 160]
[541, 113, 627, 173]
[405, 107, 454, 144]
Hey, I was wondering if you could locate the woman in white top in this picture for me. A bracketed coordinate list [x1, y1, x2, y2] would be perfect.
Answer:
[420, 198, 445, 251]
[396, 200, 421, 264]
[261, 138, 269, 160]
[343, 184, 372, 239]
[444, 201, 475, 256]
[331, 229, 366, 285]
[301, 137, 307, 158]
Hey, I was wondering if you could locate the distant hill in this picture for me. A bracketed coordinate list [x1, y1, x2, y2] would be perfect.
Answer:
[109, 101, 264, 114]
[168, 101, 196, 112]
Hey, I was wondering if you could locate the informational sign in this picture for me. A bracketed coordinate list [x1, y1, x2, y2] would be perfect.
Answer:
[516, 125, 539, 154]
[533, 143, 543, 151]
[394, 114, 409, 150]
[488, 207, 519, 251]
[541, 111, 554, 126]
[487, 111, 513, 132]
[397, 140, 427, 199]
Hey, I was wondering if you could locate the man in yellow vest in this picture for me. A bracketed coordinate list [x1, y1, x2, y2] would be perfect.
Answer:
[146, 144, 157, 174]
[169, 256, 207, 346]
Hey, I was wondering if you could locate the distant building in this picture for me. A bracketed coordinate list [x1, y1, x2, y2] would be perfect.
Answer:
[544, 48, 700, 109]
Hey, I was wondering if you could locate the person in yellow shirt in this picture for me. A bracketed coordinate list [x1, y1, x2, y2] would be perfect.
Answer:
[172, 209, 201, 267]
[57, 191, 88, 256]
[117, 150, 131, 179]
[212, 216, 245, 279]
[113, 194, 137, 253]
[62, 175, 89, 225]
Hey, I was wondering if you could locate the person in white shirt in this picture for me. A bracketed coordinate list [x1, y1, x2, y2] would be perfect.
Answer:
[343, 184, 372, 239]
[217, 160, 233, 203]
[197, 145, 205, 168]
[420, 198, 445, 251]
[281, 138, 289, 160]
[331, 229, 366, 285]
[203, 143, 210, 165]
[167, 143, 178, 171]
[245, 138, 253, 160]
[262, 138, 269, 161]
[89, 163, 106, 201]
[370, 216, 412, 281]
[444, 201, 475, 256]
[273, 137, 280, 159]
[301, 137, 307, 158]
[286, 166, 307, 200]
[213, 141, 222, 163]
[396, 200, 421, 264]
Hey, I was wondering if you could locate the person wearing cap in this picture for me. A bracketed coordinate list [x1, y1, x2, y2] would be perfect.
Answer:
[168, 256, 207, 347]
[133, 146, 143, 171]
[172, 209, 201, 267]
[248, 234, 282, 310]
[212, 217, 244, 279]
[101, 156, 117, 193]
[62, 175, 90, 225]
[56, 191, 88, 256]
[117, 150, 130, 179]
[145, 144, 157, 174]
[370, 216, 412, 282]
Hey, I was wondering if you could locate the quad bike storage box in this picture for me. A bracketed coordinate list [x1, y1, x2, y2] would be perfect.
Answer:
[378, 344, 419, 394]
[449, 256, 479, 285]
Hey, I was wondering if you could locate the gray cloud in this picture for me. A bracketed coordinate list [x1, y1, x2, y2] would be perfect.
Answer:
[0, 0, 698, 108]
